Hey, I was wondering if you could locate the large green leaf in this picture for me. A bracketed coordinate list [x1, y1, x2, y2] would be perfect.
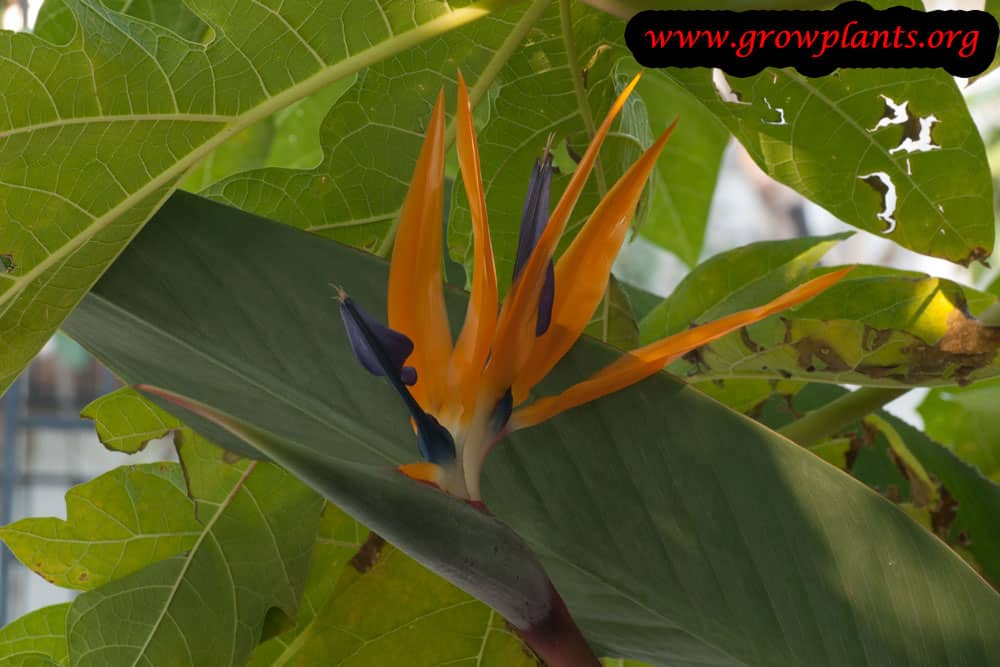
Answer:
[625, 63, 727, 267]
[248, 503, 368, 665]
[283, 542, 541, 665]
[581, 0, 835, 19]
[0, 463, 199, 590]
[63, 192, 1000, 665]
[65, 434, 324, 666]
[586, 0, 993, 266]
[761, 383, 1000, 591]
[80, 386, 184, 454]
[584, 275, 638, 349]
[0, 0, 504, 396]
[640, 235, 1000, 388]
[661, 54, 994, 266]
[0, 603, 70, 666]
[919, 378, 1000, 483]
[201, 0, 542, 252]
[34, 0, 208, 44]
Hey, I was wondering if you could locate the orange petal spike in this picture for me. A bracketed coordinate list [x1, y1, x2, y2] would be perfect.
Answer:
[444, 71, 499, 425]
[509, 266, 855, 430]
[486, 72, 643, 401]
[513, 119, 679, 404]
[389, 90, 452, 414]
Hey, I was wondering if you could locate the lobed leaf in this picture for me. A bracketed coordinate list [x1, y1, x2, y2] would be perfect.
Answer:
[0, 463, 198, 590]
[202, 2, 532, 251]
[0, 603, 70, 667]
[0, 0, 503, 396]
[64, 432, 324, 665]
[248, 503, 368, 665]
[282, 543, 541, 665]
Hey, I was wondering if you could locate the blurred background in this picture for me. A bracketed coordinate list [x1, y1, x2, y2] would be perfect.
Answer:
[2, 0, 999, 628]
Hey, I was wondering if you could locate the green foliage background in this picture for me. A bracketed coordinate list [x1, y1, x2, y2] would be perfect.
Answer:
[1, 0, 999, 665]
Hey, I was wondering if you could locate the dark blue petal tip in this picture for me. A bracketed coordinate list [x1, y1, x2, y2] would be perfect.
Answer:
[338, 288, 454, 465]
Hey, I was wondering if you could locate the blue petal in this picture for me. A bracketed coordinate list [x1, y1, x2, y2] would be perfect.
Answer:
[416, 412, 458, 464]
[340, 296, 417, 385]
[513, 155, 553, 281]
[490, 388, 514, 433]
[514, 155, 556, 337]
[339, 291, 455, 464]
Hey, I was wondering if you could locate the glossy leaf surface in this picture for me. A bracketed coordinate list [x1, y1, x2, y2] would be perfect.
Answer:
[63, 192, 1000, 665]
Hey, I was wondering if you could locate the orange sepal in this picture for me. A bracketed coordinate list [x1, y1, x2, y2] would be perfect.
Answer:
[485, 72, 644, 402]
[444, 71, 499, 425]
[389, 90, 453, 414]
[510, 266, 855, 430]
[513, 118, 678, 404]
[398, 462, 445, 487]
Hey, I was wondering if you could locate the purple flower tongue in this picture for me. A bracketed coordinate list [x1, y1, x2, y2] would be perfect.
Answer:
[339, 293, 417, 386]
[513, 154, 556, 337]
[338, 290, 455, 464]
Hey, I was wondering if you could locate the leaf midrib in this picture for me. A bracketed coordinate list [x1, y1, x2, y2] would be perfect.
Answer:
[0, 0, 505, 316]
[128, 461, 257, 667]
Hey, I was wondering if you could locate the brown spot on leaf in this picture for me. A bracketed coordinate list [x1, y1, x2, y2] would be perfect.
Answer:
[899, 309, 1000, 385]
[783, 310, 1000, 385]
[349, 532, 386, 573]
[861, 325, 892, 352]
[887, 447, 935, 508]
[885, 484, 902, 503]
[78, 571, 88, 582]
[961, 246, 991, 268]
[931, 486, 958, 539]
[791, 336, 851, 373]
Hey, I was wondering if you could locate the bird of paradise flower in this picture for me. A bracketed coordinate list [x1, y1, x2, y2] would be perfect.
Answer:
[338, 70, 853, 505]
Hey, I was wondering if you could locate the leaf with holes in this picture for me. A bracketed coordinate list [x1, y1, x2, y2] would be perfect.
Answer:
[63, 192, 1000, 665]
[660, 52, 993, 266]
[0, 0, 504, 396]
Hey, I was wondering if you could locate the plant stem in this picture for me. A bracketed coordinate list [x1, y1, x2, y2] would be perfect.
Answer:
[560, 0, 607, 197]
[375, 0, 553, 259]
[778, 386, 909, 447]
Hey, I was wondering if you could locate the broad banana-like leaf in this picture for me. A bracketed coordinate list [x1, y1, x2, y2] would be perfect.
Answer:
[63, 192, 1000, 665]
